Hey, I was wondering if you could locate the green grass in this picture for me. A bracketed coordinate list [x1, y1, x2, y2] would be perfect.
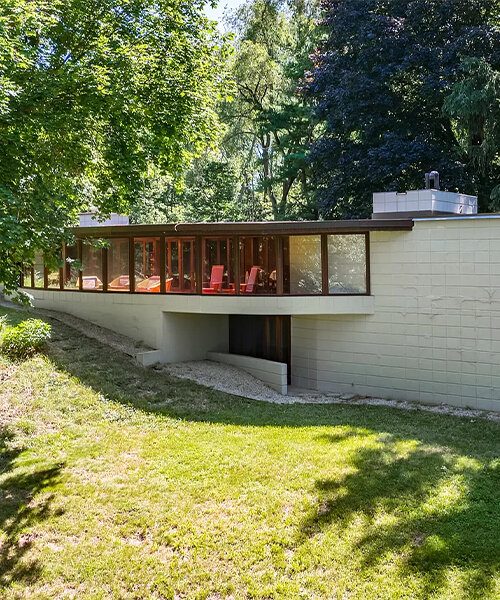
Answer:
[0, 306, 499, 600]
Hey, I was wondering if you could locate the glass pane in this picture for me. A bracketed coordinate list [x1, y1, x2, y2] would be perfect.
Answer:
[135, 238, 160, 292]
[202, 237, 234, 294]
[34, 252, 45, 288]
[47, 265, 61, 289]
[107, 238, 129, 291]
[165, 238, 196, 293]
[239, 237, 277, 294]
[287, 235, 322, 295]
[81, 242, 103, 290]
[64, 245, 80, 289]
[328, 234, 367, 294]
[22, 265, 33, 288]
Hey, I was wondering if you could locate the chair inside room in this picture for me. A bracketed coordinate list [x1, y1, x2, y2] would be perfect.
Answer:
[202, 265, 225, 293]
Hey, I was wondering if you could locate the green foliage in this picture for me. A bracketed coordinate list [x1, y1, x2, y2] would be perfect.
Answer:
[104, 1, 322, 226]
[0, 0, 228, 296]
[443, 57, 500, 210]
[128, 174, 188, 224]
[1, 318, 51, 359]
[182, 160, 240, 222]
[222, 0, 321, 220]
[306, 0, 499, 217]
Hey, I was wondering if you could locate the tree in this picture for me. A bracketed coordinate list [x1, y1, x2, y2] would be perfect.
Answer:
[0, 0, 227, 297]
[220, 0, 321, 220]
[306, 0, 500, 218]
[182, 160, 240, 222]
[444, 57, 500, 209]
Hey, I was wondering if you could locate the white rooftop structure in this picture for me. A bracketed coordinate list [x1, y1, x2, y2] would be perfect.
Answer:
[373, 189, 478, 218]
[78, 212, 129, 227]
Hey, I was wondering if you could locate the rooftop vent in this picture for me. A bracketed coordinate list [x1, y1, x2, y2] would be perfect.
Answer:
[425, 170, 440, 190]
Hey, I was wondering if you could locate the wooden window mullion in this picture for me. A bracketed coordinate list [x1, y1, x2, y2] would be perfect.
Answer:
[195, 236, 202, 294]
[276, 236, 284, 296]
[102, 247, 109, 292]
[128, 238, 134, 293]
[233, 236, 240, 295]
[321, 233, 328, 295]
[160, 236, 166, 293]
[365, 232, 371, 295]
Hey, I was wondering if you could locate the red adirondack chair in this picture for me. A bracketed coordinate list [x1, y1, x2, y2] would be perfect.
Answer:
[243, 266, 260, 293]
[203, 265, 225, 293]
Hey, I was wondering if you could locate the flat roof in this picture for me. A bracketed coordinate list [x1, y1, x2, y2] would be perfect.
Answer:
[74, 218, 414, 237]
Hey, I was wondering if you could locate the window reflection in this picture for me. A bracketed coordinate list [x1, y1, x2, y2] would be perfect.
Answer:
[165, 238, 195, 293]
[22, 265, 33, 288]
[135, 238, 160, 292]
[328, 234, 367, 294]
[239, 237, 277, 294]
[284, 235, 322, 295]
[47, 266, 61, 289]
[64, 245, 80, 289]
[107, 238, 129, 291]
[34, 252, 45, 288]
[81, 242, 103, 290]
[202, 237, 234, 293]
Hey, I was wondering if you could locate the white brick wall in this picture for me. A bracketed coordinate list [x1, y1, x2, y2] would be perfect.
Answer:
[292, 217, 500, 412]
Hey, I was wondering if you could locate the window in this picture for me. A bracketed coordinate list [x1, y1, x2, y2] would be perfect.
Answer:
[22, 265, 33, 288]
[202, 237, 234, 293]
[64, 245, 80, 289]
[135, 238, 160, 292]
[34, 252, 45, 288]
[328, 234, 367, 294]
[81, 242, 103, 290]
[107, 238, 129, 291]
[165, 238, 196, 293]
[238, 237, 277, 294]
[47, 251, 62, 289]
[284, 235, 322, 295]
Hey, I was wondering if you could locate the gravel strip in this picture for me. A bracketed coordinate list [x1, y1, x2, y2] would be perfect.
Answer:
[162, 359, 500, 421]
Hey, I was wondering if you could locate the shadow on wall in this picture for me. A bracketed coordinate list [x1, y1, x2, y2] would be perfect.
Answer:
[300, 432, 500, 599]
[0, 426, 64, 589]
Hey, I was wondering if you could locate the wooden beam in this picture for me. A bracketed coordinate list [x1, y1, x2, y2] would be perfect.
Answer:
[321, 233, 329, 295]
[128, 238, 135, 293]
[195, 236, 202, 294]
[159, 236, 166, 293]
[102, 247, 109, 292]
[365, 232, 371, 295]
[276, 236, 284, 296]
[233, 236, 240, 295]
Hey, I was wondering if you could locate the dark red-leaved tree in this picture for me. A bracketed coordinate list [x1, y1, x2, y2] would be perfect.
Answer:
[306, 0, 500, 218]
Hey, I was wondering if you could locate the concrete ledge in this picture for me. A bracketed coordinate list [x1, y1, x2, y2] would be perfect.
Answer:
[207, 352, 287, 395]
[135, 349, 163, 367]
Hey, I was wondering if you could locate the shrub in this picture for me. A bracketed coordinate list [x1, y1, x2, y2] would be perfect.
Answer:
[1, 318, 51, 360]
[0, 315, 7, 333]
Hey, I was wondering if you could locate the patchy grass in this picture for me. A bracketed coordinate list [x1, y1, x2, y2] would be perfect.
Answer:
[0, 306, 499, 600]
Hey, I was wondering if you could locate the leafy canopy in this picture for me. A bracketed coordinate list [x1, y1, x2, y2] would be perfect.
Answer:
[0, 0, 228, 297]
[306, 0, 500, 218]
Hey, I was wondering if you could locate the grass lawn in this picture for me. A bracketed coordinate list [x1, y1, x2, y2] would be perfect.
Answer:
[0, 306, 499, 600]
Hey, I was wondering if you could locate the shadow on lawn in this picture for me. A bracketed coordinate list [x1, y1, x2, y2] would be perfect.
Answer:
[0, 426, 64, 588]
[301, 434, 500, 599]
[42, 317, 500, 598]
[45, 320, 500, 451]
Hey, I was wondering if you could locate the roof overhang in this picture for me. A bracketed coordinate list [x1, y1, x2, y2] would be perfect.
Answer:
[74, 218, 414, 238]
